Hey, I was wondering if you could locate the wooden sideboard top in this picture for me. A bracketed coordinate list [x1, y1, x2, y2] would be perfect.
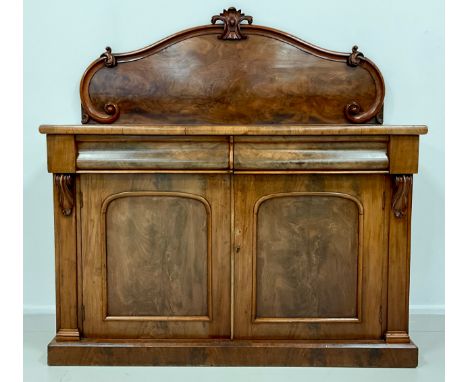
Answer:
[39, 124, 427, 136]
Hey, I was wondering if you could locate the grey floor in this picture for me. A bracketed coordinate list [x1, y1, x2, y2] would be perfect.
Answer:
[24, 314, 444, 382]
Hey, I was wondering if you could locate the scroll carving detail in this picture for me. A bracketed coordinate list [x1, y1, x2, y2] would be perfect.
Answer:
[79, 47, 120, 124]
[345, 45, 385, 124]
[81, 107, 90, 124]
[392, 175, 412, 218]
[347, 45, 363, 67]
[55, 174, 74, 216]
[211, 7, 253, 40]
[100, 46, 117, 68]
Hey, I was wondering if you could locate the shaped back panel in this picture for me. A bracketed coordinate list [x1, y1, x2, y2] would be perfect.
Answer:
[80, 9, 385, 125]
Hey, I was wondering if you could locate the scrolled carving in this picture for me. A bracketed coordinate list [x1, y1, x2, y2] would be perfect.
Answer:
[81, 107, 90, 124]
[345, 101, 362, 117]
[55, 174, 74, 216]
[100, 46, 117, 68]
[211, 7, 253, 40]
[392, 175, 412, 218]
[344, 45, 385, 124]
[347, 45, 363, 67]
[79, 47, 120, 124]
[376, 106, 384, 124]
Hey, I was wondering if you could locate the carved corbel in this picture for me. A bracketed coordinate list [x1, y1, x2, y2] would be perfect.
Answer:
[54, 174, 74, 216]
[392, 175, 412, 218]
[211, 7, 253, 40]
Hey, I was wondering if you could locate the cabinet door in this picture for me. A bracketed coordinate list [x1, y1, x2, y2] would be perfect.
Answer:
[233, 175, 388, 340]
[80, 174, 230, 339]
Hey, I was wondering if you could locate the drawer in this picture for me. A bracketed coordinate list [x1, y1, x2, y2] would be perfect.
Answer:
[76, 136, 229, 170]
[234, 137, 389, 171]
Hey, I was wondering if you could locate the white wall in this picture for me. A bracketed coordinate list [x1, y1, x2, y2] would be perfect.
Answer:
[24, 0, 444, 314]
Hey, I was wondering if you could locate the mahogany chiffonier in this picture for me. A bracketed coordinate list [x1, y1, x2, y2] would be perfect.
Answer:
[40, 8, 427, 367]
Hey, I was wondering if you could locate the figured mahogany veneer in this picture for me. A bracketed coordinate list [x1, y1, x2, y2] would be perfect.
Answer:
[40, 8, 427, 367]
[80, 10, 384, 125]
[104, 193, 210, 318]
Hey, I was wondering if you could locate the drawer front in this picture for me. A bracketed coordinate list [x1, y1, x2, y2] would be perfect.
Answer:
[234, 137, 389, 171]
[76, 137, 229, 170]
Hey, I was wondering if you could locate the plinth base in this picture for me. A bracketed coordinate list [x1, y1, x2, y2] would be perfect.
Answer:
[48, 337, 418, 367]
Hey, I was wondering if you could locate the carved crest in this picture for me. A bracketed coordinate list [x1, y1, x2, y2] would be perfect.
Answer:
[211, 7, 253, 40]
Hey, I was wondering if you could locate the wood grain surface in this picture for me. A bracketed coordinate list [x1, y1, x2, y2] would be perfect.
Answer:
[234, 174, 387, 340]
[104, 193, 210, 318]
[39, 124, 428, 136]
[53, 174, 80, 341]
[47, 338, 418, 367]
[80, 25, 385, 125]
[77, 138, 229, 170]
[80, 174, 231, 339]
[386, 175, 413, 343]
[389, 136, 420, 174]
[255, 193, 361, 320]
[47, 135, 76, 173]
[235, 139, 388, 170]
